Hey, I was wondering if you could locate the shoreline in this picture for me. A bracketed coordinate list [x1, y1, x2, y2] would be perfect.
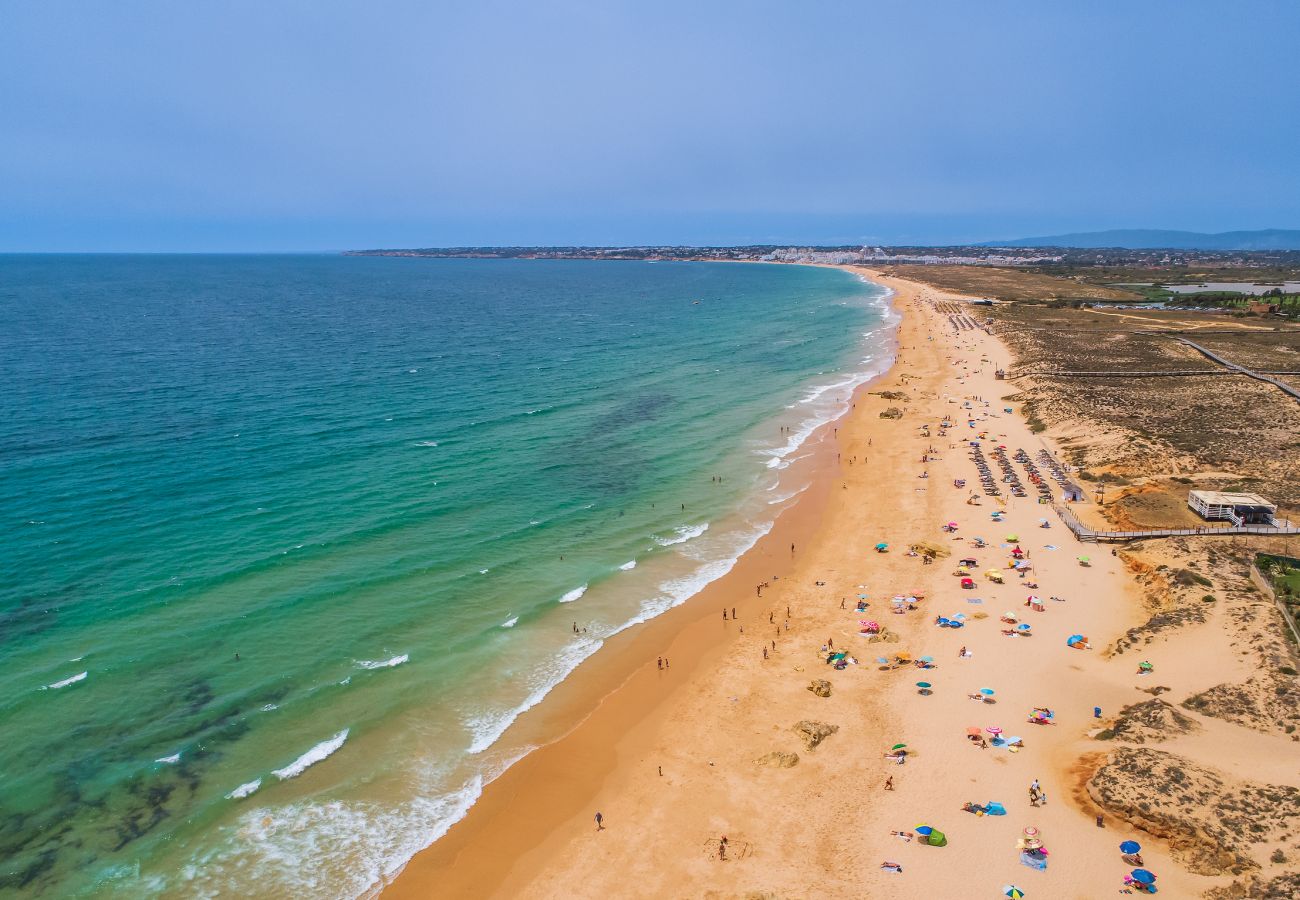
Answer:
[384, 267, 1217, 899]
[378, 265, 899, 897]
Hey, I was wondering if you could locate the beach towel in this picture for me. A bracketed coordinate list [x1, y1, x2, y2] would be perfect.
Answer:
[1019, 850, 1048, 870]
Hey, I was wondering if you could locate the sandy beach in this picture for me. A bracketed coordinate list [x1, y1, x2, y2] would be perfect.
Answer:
[383, 270, 1278, 899]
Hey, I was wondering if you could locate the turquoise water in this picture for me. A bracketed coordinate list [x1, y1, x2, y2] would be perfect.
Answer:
[0, 256, 891, 897]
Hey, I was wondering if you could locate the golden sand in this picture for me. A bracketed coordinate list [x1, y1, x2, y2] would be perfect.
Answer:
[384, 271, 1220, 898]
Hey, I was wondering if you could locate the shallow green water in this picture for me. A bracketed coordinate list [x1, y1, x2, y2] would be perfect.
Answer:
[0, 255, 890, 896]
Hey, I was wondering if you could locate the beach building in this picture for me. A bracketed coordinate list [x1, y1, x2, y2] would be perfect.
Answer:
[1187, 490, 1278, 526]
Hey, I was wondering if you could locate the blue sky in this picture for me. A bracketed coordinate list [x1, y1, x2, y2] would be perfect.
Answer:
[2, 0, 1298, 250]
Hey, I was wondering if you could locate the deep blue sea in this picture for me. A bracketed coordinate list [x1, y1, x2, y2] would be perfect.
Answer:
[0, 255, 892, 897]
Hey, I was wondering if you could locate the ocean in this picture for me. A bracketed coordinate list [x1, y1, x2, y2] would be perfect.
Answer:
[0, 255, 893, 897]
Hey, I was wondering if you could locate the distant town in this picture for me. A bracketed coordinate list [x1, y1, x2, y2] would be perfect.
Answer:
[346, 244, 1300, 271]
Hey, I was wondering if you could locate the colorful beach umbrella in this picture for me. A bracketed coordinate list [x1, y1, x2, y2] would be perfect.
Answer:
[1003, 887, 1025, 900]
[1131, 869, 1156, 885]
[985, 726, 1002, 735]
[1120, 840, 1142, 854]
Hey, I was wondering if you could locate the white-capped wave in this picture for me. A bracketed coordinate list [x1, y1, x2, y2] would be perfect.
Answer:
[156, 753, 181, 764]
[45, 671, 87, 690]
[357, 654, 409, 670]
[226, 779, 262, 800]
[619, 560, 637, 571]
[557, 584, 587, 603]
[501, 616, 518, 628]
[414, 440, 438, 447]
[623, 521, 774, 630]
[655, 522, 709, 546]
[479, 568, 489, 574]
[273, 729, 349, 780]
[466, 636, 602, 754]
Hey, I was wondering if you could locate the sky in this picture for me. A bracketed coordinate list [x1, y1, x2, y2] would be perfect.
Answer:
[2, 0, 1298, 251]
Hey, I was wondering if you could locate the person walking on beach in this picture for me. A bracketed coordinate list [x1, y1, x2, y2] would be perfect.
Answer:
[594, 811, 604, 831]
[657, 656, 663, 670]
[723, 609, 727, 621]
[884, 776, 894, 791]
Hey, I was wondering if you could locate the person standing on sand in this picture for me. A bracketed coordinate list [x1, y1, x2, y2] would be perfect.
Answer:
[594, 811, 603, 830]
[884, 776, 894, 791]
[657, 656, 662, 670]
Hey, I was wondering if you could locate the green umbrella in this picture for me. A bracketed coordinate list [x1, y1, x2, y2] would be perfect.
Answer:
[891, 743, 907, 750]
[915, 681, 932, 689]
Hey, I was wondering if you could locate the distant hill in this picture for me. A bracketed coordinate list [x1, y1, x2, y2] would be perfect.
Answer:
[980, 229, 1300, 251]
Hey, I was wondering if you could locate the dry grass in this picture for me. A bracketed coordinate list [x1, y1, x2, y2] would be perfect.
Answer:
[877, 265, 1140, 302]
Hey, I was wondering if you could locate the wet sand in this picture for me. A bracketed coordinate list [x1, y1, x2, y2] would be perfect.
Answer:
[384, 271, 1204, 898]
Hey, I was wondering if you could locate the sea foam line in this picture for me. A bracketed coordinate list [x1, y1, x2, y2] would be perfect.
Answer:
[45, 671, 87, 690]
[273, 729, 349, 780]
[654, 522, 709, 546]
[557, 584, 588, 603]
[357, 654, 409, 670]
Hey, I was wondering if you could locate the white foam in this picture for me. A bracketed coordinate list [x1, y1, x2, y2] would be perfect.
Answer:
[557, 584, 588, 603]
[156, 753, 181, 764]
[226, 779, 262, 800]
[273, 729, 349, 780]
[414, 440, 438, 447]
[479, 568, 489, 574]
[767, 484, 811, 505]
[654, 522, 709, 546]
[45, 671, 87, 690]
[618, 560, 637, 571]
[357, 654, 409, 670]
[261, 704, 278, 712]
[190, 771, 486, 899]
[501, 616, 518, 628]
[623, 521, 774, 630]
[466, 636, 602, 754]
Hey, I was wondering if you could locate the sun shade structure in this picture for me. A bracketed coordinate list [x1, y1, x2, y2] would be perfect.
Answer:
[1120, 840, 1142, 854]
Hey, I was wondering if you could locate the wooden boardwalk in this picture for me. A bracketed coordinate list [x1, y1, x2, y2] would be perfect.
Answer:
[1053, 504, 1300, 543]
[1176, 338, 1300, 403]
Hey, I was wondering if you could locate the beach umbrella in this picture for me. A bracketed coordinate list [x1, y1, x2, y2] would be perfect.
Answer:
[1078, 555, 1090, 562]
[876, 657, 890, 664]
[985, 726, 1002, 735]
[914, 825, 933, 836]
[1120, 840, 1142, 854]
[1003, 887, 1025, 900]
[916, 681, 932, 689]
[1067, 634, 1085, 647]
[919, 656, 934, 663]
[965, 726, 982, 737]
[891, 743, 908, 750]
[876, 542, 889, 550]
[1016, 623, 1032, 632]
[1006, 534, 1019, 541]
[1131, 869, 1156, 885]
[980, 688, 995, 696]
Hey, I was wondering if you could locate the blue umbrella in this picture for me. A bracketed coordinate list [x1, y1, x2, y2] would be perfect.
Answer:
[915, 825, 933, 836]
[1131, 869, 1156, 885]
[1120, 840, 1142, 854]
[980, 688, 995, 696]
[919, 656, 934, 663]
[1016, 623, 1032, 631]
